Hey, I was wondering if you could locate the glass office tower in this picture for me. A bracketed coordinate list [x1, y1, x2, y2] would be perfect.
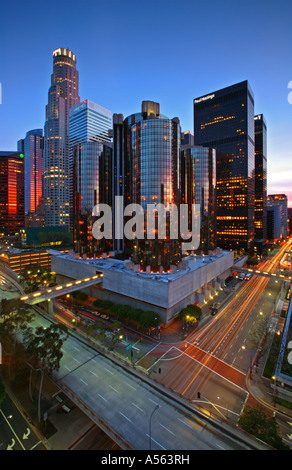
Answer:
[267, 194, 288, 238]
[17, 129, 44, 226]
[113, 101, 181, 267]
[69, 99, 112, 233]
[181, 146, 216, 251]
[254, 114, 267, 242]
[193, 81, 255, 252]
[44, 48, 80, 227]
[72, 142, 112, 254]
[0, 152, 24, 233]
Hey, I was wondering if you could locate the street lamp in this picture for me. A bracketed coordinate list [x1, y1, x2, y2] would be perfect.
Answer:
[217, 395, 228, 420]
[149, 404, 159, 450]
[0, 414, 12, 426]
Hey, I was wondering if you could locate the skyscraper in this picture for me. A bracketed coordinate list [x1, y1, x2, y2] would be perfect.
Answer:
[181, 145, 217, 251]
[17, 129, 44, 226]
[254, 114, 267, 243]
[44, 48, 80, 227]
[267, 194, 288, 238]
[193, 81, 255, 252]
[113, 101, 181, 267]
[0, 152, 24, 233]
[69, 99, 112, 253]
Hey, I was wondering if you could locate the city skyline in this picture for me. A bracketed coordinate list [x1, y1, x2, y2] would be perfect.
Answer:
[0, 0, 292, 205]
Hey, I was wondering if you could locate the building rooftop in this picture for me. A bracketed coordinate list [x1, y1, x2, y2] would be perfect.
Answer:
[52, 248, 229, 283]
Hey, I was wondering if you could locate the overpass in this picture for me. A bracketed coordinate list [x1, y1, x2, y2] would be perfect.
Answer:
[18, 273, 103, 305]
[231, 266, 292, 283]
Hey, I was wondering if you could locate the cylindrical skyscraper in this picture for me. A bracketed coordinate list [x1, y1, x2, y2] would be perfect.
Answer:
[44, 48, 80, 227]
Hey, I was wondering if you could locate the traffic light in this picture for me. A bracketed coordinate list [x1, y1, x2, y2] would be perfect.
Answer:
[158, 368, 161, 374]
[197, 392, 201, 399]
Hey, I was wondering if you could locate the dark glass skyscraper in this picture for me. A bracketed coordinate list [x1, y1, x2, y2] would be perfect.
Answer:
[193, 81, 255, 252]
[72, 142, 112, 254]
[254, 114, 267, 241]
[44, 48, 80, 227]
[181, 146, 216, 251]
[267, 194, 288, 238]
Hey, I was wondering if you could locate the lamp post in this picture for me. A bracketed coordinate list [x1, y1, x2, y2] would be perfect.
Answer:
[217, 395, 228, 420]
[149, 404, 159, 450]
[0, 414, 12, 426]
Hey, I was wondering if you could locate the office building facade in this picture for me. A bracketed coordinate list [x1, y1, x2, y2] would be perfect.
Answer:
[193, 81, 255, 252]
[72, 141, 112, 253]
[254, 114, 267, 241]
[181, 145, 216, 251]
[69, 100, 112, 254]
[44, 48, 80, 227]
[69, 99, 112, 229]
[0, 152, 24, 233]
[17, 129, 44, 226]
[113, 101, 182, 267]
[267, 194, 288, 238]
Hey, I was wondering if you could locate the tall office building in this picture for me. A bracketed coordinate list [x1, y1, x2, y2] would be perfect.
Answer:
[44, 48, 80, 228]
[267, 194, 288, 238]
[69, 100, 112, 228]
[72, 142, 112, 254]
[17, 129, 44, 226]
[254, 114, 267, 243]
[113, 101, 181, 266]
[193, 81, 255, 252]
[69, 100, 112, 253]
[0, 152, 24, 233]
[181, 146, 216, 251]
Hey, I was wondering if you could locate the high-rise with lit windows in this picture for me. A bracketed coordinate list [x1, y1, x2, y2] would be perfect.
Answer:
[113, 101, 181, 266]
[193, 81, 255, 252]
[181, 145, 217, 251]
[254, 114, 267, 242]
[17, 129, 44, 226]
[267, 194, 288, 238]
[44, 48, 80, 227]
[69, 100, 112, 253]
[0, 152, 24, 233]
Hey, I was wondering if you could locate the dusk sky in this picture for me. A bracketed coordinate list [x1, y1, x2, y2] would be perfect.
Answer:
[1, 0, 291, 205]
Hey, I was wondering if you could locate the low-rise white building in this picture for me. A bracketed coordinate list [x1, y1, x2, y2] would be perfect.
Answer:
[50, 249, 234, 325]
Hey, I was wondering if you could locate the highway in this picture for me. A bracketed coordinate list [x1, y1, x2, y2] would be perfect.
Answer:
[146, 240, 292, 428]
[22, 310, 266, 450]
[1, 243, 291, 450]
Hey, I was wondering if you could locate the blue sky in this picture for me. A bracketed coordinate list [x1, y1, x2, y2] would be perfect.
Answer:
[1, 0, 292, 204]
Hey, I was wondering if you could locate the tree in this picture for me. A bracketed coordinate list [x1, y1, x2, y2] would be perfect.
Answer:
[0, 299, 35, 374]
[238, 405, 289, 449]
[25, 324, 68, 421]
[179, 304, 202, 324]
[18, 264, 56, 293]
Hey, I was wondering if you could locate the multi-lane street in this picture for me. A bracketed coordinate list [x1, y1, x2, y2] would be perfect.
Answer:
[0, 393, 47, 450]
[0, 240, 291, 449]
[139, 240, 292, 444]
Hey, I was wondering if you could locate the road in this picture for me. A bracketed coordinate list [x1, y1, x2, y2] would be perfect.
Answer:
[1, 244, 291, 449]
[141, 240, 292, 441]
[1, 303, 264, 450]
[0, 393, 47, 450]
